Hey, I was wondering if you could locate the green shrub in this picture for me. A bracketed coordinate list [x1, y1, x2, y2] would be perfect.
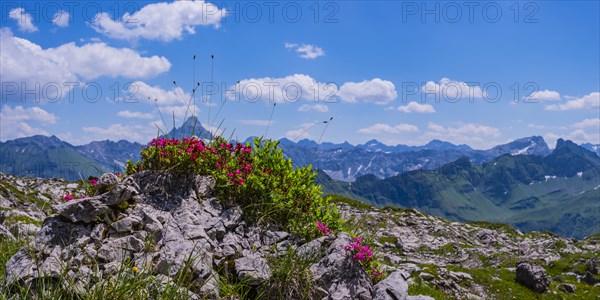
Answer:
[126, 137, 340, 239]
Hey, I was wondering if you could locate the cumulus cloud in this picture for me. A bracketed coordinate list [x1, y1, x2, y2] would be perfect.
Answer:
[81, 123, 157, 144]
[572, 118, 600, 129]
[158, 105, 202, 121]
[421, 78, 485, 101]
[52, 10, 70, 27]
[43, 43, 171, 80]
[566, 129, 600, 145]
[117, 110, 154, 119]
[545, 92, 600, 111]
[0, 28, 171, 101]
[231, 75, 397, 105]
[357, 123, 419, 134]
[298, 104, 329, 112]
[8, 8, 38, 32]
[91, 1, 226, 42]
[425, 122, 501, 149]
[524, 89, 560, 101]
[337, 78, 397, 105]
[285, 122, 317, 140]
[0, 105, 57, 141]
[396, 101, 435, 113]
[231, 74, 336, 103]
[285, 42, 325, 59]
[130, 81, 190, 106]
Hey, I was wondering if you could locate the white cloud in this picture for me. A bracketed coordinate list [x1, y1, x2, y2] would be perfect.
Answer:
[0, 105, 57, 141]
[117, 110, 154, 119]
[543, 133, 562, 149]
[298, 104, 329, 112]
[337, 78, 397, 105]
[285, 42, 325, 59]
[545, 92, 600, 111]
[284, 122, 319, 140]
[232, 75, 397, 105]
[425, 122, 501, 149]
[396, 101, 435, 113]
[237, 119, 274, 126]
[421, 78, 485, 101]
[82, 123, 157, 144]
[91, 1, 226, 42]
[52, 10, 70, 27]
[44, 42, 171, 80]
[0, 28, 171, 101]
[158, 105, 202, 121]
[130, 81, 190, 106]
[572, 118, 600, 129]
[544, 130, 600, 147]
[0, 28, 76, 100]
[524, 89, 560, 101]
[357, 123, 419, 134]
[232, 74, 336, 103]
[8, 8, 38, 32]
[566, 129, 600, 145]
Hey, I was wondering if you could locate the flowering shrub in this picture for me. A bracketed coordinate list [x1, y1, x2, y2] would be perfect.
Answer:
[126, 137, 340, 239]
[344, 237, 386, 283]
[316, 221, 332, 236]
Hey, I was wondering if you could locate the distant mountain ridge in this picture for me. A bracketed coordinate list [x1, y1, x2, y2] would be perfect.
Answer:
[277, 135, 554, 181]
[0, 117, 596, 183]
[318, 138, 600, 238]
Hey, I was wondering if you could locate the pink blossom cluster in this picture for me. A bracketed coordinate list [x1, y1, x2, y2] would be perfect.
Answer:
[315, 221, 332, 235]
[372, 269, 384, 278]
[144, 137, 256, 186]
[344, 237, 373, 262]
[149, 137, 180, 147]
[63, 193, 76, 201]
[89, 178, 98, 186]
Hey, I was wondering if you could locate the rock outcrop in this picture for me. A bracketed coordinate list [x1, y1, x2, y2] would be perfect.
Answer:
[515, 262, 551, 293]
[1, 171, 599, 299]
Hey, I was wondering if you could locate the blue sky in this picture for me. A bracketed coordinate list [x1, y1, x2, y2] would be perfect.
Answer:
[1, 1, 599, 149]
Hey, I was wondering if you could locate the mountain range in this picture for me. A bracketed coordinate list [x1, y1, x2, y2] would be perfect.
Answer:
[1, 117, 599, 238]
[318, 138, 600, 238]
[1, 117, 598, 182]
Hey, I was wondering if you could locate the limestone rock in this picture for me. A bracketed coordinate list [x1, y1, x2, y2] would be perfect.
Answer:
[372, 270, 409, 300]
[310, 233, 372, 300]
[515, 262, 551, 293]
[55, 197, 112, 223]
[234, 253, 271, 285]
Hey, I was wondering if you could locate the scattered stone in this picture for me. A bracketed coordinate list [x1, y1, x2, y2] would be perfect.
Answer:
[581, 271, 600, 285]
[9, 223, 39, 237]
[55, 197, 112, 223]
[0, 224, 15, 240]
[586, 258, 598, 275]
[558, 283, 575, 293]
[372, 270, 409, 300]
[234, 253, 271, 285]
[310, 233, 372, 300]
[419, 272, 435, 281]
[97, 173, 119, 190]
[110, 216, 141, 233]
[407, 296, 435, 300]
[515, 262, 551, 293]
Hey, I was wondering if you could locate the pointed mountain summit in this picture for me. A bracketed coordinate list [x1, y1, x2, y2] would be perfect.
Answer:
[544, 139, 600, 177]
[162, 116, 212, 140]
[486, 136, 550, 157]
